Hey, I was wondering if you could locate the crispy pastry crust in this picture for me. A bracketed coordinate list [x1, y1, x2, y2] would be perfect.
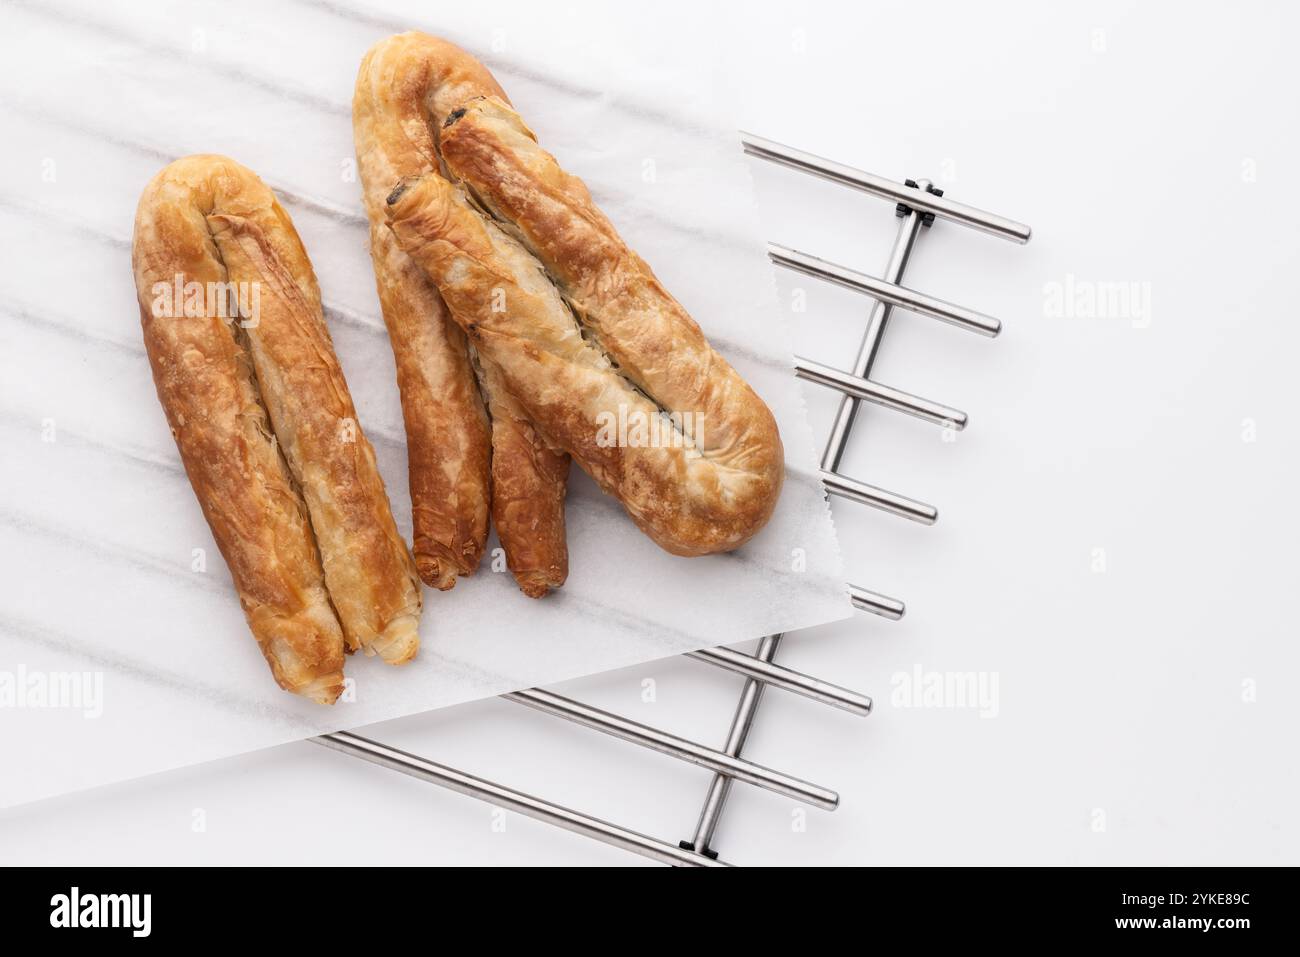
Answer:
[132, 156, 422, 697]
[475, 354, 569, 596]
[354, 33, 570, 595]
[387, 171, 783, 555]
[378, 44, 783, 556]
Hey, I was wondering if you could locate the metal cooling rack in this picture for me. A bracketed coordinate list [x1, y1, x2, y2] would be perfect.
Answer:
[313, 134, 1033, 867]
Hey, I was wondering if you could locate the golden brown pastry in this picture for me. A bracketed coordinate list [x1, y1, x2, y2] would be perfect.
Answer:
[475, 354, 569, 597]
[132, 155, 422, 703]
[353, 33, 569, 596]
[374, 38, 784, 556]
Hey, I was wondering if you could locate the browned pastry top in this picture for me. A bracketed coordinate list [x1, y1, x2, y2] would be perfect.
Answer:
[132, 155, 421, 702]
[371, 35, 784, 555]
[355, 32, 572, 596]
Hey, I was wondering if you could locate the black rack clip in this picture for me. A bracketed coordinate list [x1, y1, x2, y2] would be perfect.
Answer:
[895, 179, 944, 226]
[678, 840, 720, 860]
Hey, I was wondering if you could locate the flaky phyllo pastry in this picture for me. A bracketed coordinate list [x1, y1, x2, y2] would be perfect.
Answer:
[127, 38, 784, 701]
[353, 34, 569, 598]
[355, 33, 784, 571]
[131, 155, 422, 704]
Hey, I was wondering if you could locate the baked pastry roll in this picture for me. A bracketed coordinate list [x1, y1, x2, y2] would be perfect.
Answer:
[354, 33, 569, 596]
[476, 354, 569, 597]
[370, 35, 784, 556]
[387, 170, 782, 555]
[132, 155, 422, 702]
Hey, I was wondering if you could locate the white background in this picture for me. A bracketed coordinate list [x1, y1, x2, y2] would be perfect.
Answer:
[2, 0, 1296, 865]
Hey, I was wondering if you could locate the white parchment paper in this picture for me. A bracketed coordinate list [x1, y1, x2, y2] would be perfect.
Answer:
[0, 0, 846, 809]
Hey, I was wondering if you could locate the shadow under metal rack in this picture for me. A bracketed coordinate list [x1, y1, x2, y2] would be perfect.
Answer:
[313, 133, 1033, 867]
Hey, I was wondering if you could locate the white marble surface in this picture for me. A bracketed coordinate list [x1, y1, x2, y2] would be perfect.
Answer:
[0, 0, 849, 809]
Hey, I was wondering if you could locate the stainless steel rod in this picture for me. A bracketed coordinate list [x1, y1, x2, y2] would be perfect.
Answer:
[687, 646, 873, 715]
[313, 731, 728, 867]
[689, 170, 927, 855]
[796, 355, 968, 431]
[643, 626, 874, 703]
[689, 633, 782, 855]
[741, 132, 1032, 244]
[769, 242, 1002, 337]
[821, 468, 938, 525]
[821, 201, 925, 470]
[504, 688, 838, 810]
[691, 194, 920, 856]
[849, 584, 907, 620]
